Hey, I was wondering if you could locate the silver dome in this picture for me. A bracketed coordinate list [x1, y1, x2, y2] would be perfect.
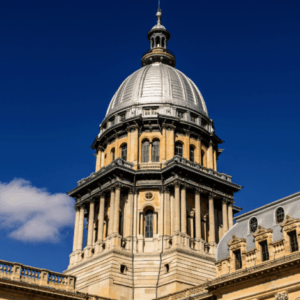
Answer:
[106, 63, 208, 117]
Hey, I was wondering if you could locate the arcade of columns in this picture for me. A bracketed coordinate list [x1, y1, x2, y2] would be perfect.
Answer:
[70, 183, 234, 265]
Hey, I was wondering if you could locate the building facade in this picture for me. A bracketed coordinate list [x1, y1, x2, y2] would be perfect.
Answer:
[63, 9, 242, 300]
[154, 191, 300, 300]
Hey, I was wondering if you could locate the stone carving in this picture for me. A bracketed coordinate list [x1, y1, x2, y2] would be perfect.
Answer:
[275, 292, 288, 300]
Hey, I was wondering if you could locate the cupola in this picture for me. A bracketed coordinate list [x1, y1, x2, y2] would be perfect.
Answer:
[141, 9, 176, 67]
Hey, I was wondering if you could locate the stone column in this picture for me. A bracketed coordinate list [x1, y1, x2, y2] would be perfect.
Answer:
[127, 128, 131, 162]
[196, 136, 201, 164]
[195, 190, 201, 239]
[181, 186, 187, 234]
[222, 199, 228, 234]
[87, 200, 95, 247]
[170, 193, 174, 235]
[95, 148, 102, 172]
[72, 207, 80, 252]
[108, 189, 115, 236]
[133, 191, 138, 253]
[154, 213, 158, 235]
[174, 183, 180, 233]
[159, 189, 164, 236]
[213, 148, 217, 171]
[97, 194, 105, 243]
[139, 213, 144, 235]
[161, 124, 167, 162]
[208, 194, 216, 254]
[207, 140, 214, 169]
[228, 200, 234, 229]
[166, 126, 175, 160]
[164, 189, 171, 235]
[77, 206, 85, 251]
[126, 190, 134, 237]
[113, 186, 121, 234]
[131, 126, 139, 168]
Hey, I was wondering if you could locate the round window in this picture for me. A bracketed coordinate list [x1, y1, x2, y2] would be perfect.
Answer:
[276, 207, 285, 223]
[145, 192, 153, 201]
[249, 217, 258, 233]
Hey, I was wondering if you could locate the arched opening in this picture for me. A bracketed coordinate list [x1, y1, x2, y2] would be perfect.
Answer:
[111, 148, 115, 161]
[145, 209, 154, 238]
[156, 36, 160, 47]
[142, 140, 150, 162]
[175, 142, 183, 157]
[190, 146, 195, 162]
[121, 144, 127, 161]
[152, 140, 160, 162]
[162, 37, 165, 48]
[276, 207, 285, 223]
[151, 38, 154, 48]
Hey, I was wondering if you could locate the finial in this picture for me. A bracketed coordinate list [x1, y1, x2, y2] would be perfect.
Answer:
[156, 8, 162, 25]
[158, 0, 161, 10]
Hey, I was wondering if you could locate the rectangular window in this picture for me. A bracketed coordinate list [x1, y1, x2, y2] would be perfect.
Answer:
[289, 230, 299, 252]
[201, 119, 207, 128]
[144, 109, 151, 116]
[177, 110, 184, 119]
[191, 114, 197, 123]
[120, 113, 125, 122]
[110, 117, 115, 126]
[260, 240, 269, 261]
[234, 249, 242, 270]
[152, 108, 158, 115]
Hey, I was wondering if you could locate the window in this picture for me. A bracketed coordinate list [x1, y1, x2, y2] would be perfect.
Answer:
[156, 36, 160, 47]
[120, 265, 127, 274]
[234, 249, 242, 270]
[202, 119, 208, 129]
[177, 110, 185, 119]
[152, 140, 160, 162]
[175, 142, 183, 157]
[250, 217, 258, 233]
[142, 140, 150, 162]
[201, 150, 205, 166]
[191, 114, 197, 123]
[190, 146, 195, 162]
[145, 210, 153, 238]
[121, 144, 127, 161]
[119, 113, 125, 122]
[165, 264, 169, 273]
[260, 240, 269, 261]
[111, 148, 115, 161]
[276, 207, 285, 223]
[110, 117, 115, 126]
[144, 107, 158, 116]
[289, 231, 299, 252]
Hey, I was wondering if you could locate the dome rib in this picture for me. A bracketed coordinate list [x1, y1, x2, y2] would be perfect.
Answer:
[105, 63, 208, 118]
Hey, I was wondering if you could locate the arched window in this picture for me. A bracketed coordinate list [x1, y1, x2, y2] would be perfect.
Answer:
[151, 38, 154, 48]
[145, 210, 153, 238]
[121, 144, 127, 161]
[156, 36, 160, 47]
[190, 146, 195, 162]
[152, 140, 160, 162]
[162, 37, 165, 48]
[175, 142, 183, 157]
[249, 217, 258, 233]
[111, 148, 115, 161]
[142, 140, 150, 162]
[276, 207, 285, 223]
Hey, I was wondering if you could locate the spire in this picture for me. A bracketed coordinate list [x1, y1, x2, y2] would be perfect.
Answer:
[141, 9, 176, 67]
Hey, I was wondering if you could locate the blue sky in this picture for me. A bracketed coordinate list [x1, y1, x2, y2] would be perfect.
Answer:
[0, 0, 299, 273]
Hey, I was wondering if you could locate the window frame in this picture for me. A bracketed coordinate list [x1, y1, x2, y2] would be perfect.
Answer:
[249, 217, 258, 233]
[145, 209, 154, 238]
[121, 144, 127, 161]
[233, 249, 242, 270]
[177, 110, 185, 119]
[288, 230, 299, 253]
[190, 146, 195, 162]
[142, 140, 150, 162]
[152, 140, 160, 162]
[260, 240, 269, 261]
[111, 148, 115, 161]
[175, 142, 183, 157]
[119, 113, 126, 122]
[275, 207, 285, 224]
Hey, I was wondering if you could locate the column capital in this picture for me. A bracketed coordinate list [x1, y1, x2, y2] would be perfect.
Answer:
[89, 199, 96, 204]
[195, 188, 201, 195]
[197, 135, 202, 141]
[128, 188, 135, 195]
[173, 180, 181, 188]
[97, 146, 104, 152]
[228, 199, 235, 205]
[114, 183, 122, 190]
[209, 139, 214, 146]
[208, 192, 216, 199]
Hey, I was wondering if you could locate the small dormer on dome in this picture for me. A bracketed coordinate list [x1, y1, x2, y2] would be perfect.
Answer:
[142, 9, 176, 67]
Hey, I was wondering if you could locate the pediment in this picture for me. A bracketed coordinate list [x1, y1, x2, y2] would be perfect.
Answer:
[253, 225, 273, 238]
[228, 235, 246, 246]
[280, 214, 300, 227]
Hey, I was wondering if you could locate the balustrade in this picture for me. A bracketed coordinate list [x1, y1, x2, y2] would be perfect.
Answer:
[0, 259, 75, 292]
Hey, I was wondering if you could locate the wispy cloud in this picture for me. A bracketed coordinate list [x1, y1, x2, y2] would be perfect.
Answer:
[0, 178, 74, 242]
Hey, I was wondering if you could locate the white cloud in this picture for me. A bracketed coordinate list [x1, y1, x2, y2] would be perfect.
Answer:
[0, 178, 75, 242]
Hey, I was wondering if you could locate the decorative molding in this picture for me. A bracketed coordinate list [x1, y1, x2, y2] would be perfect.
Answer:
[228, 235, 246, 247]
[253, 225, 273, 238]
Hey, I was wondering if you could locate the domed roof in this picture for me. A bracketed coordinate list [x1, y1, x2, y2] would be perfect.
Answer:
[106, 63, 208, 117]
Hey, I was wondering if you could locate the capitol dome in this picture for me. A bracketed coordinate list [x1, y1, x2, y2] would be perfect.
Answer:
[105, 63, 208, 118]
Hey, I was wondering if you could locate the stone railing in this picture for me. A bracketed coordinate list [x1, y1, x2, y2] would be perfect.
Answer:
[77, 158, 134, 186]
[166, 156, 232, 182]
[155, 285, 207, 300]
[0, 259, 76, 292]
[270, 239, 285, 259]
